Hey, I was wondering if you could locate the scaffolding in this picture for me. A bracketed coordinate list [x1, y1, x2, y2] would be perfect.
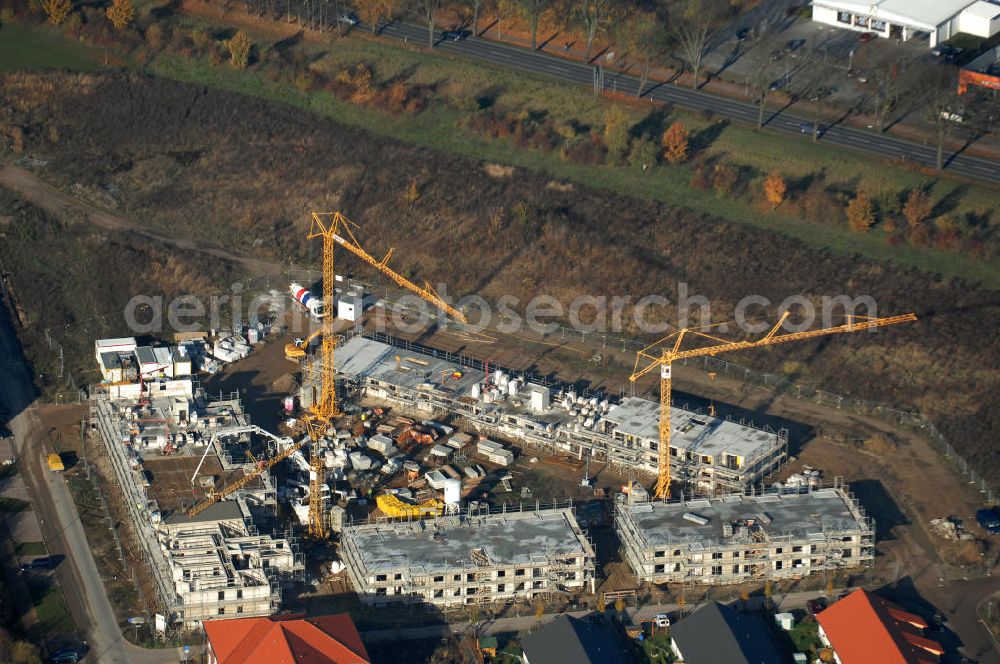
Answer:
[340, 505, 596, 608]
[614, 482, 874, 586]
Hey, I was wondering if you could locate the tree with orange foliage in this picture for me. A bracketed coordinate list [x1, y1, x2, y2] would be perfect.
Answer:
[763, 171, 786, 210]
[106, 0, 134, 30]
[353, 0, 392, 35]
[661, 121, 689, 164]
[227, 30, 251, 69]
[846, 192, 875, 233]
[903, 188, 933, 228]
[42, 0, 72, 25]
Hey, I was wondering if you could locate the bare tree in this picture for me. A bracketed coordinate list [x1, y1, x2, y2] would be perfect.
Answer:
[789, 48, 839, 142]
[412, 0, 441, 49]
[616, 10, 671, 98]
[742, 21, 781, 129]
[467, 0, 488, 37]
[517, 0, 549, 49]
[923, 67, 964, 170]
[672, 0, 725, 89]
[575, 0, 613, 62]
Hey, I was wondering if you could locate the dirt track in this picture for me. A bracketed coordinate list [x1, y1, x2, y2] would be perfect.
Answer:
[0, 163, 282, 277]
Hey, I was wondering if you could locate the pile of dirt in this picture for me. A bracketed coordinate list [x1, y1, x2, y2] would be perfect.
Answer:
[2, 71, 999, 484]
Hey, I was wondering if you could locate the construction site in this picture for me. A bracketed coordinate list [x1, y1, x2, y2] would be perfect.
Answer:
[340, 505, 596, 607]
[613, 481, 874, 585]
[83, 211, 919, 630]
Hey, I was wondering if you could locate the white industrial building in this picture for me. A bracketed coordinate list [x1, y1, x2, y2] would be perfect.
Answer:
[811, 0, 1000, 47]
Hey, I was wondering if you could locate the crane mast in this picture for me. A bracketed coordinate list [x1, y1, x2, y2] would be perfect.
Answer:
[629, 311, 917, 500]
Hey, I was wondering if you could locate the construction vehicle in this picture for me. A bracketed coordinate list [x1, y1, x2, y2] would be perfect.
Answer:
[375, 493, 444, 519]
[629, 311, 917, 500]
[46, 454, 64, 472]
[284, 328, 322, 361]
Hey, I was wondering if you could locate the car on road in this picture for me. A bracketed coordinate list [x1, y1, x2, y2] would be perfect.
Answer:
[51, 649, 80, 663]
[441, 29, 470, 42]
[857, 32, 876, 43]
[799, 122, 823, 134]
[769, 76, 790, 91]
[338, 11, 359, 26]
[20, 557, 51, 571]
[806, 598, 827, 616]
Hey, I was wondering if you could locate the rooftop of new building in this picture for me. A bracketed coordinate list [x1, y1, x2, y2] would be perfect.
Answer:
[343, 507, 593, 573]
[618, 487, 868, 550]
[602, 396, 783, 460]
[335, 335, 485, 397]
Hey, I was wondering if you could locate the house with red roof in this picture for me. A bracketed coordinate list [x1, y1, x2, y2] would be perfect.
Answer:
[204, 613, 371, 664]
[816, 589, 945, 664]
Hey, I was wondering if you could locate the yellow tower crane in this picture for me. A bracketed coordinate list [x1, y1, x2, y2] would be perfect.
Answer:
[302, 212, 468, 538]
[629, 310, 917, 500]
[188, 212, 467, 526]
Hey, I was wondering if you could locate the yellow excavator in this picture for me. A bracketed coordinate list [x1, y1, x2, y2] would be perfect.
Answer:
[284, 328, 322, 361]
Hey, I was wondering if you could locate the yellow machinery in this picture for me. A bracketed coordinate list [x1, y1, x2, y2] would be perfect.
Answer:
[376, 493, 444, 519]
[284, 328, 322, 361]
[629, 311, 917, 500]
[46, 454, 65, 472]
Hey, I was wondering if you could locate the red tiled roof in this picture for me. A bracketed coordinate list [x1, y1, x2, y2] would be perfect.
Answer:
[204, 613, 370, 664]
[817, 589, 943, 664]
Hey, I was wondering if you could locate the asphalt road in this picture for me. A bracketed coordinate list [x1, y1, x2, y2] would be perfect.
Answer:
[375, 22, 1000, 184]
[0, 298, 179, 662]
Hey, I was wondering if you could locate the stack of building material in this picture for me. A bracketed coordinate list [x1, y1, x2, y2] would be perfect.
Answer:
[425, 470, 448, 490]
[367, 434, 397, 456]
[430, 444, 452, 459]
[476, 439, 514, 466]
[349, 451, 373, 471]
[446, 432, 471, 449]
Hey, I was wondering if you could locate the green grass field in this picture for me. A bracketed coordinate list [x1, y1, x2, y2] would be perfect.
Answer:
[29, 583, 74, 635]
[15, 541, 48, 556]
[0, 496, 30, 512]
[0, 24, 97, 72]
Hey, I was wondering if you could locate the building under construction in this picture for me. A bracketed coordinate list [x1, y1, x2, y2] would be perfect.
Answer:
[89, 344, 304, 628]
[332, 335, 787, 494]
[613, 482, 873, 585]
[340, 505, 595, 607]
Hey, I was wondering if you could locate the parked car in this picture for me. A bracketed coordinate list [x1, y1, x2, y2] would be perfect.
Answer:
[976, 508, 1000, 530]
[808, 86, 836, 101]
[807, 598, 827, 616]
[857, 32, 876, 43]
[20, 557, 51, 571]
[441, 29, 470, 42]
[51, 649, 80, 663]
[786, 38, 806, 52]
[769, 76, 790, 91]
[653, 612, 671, 627]
[736, 28, 749, 42]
